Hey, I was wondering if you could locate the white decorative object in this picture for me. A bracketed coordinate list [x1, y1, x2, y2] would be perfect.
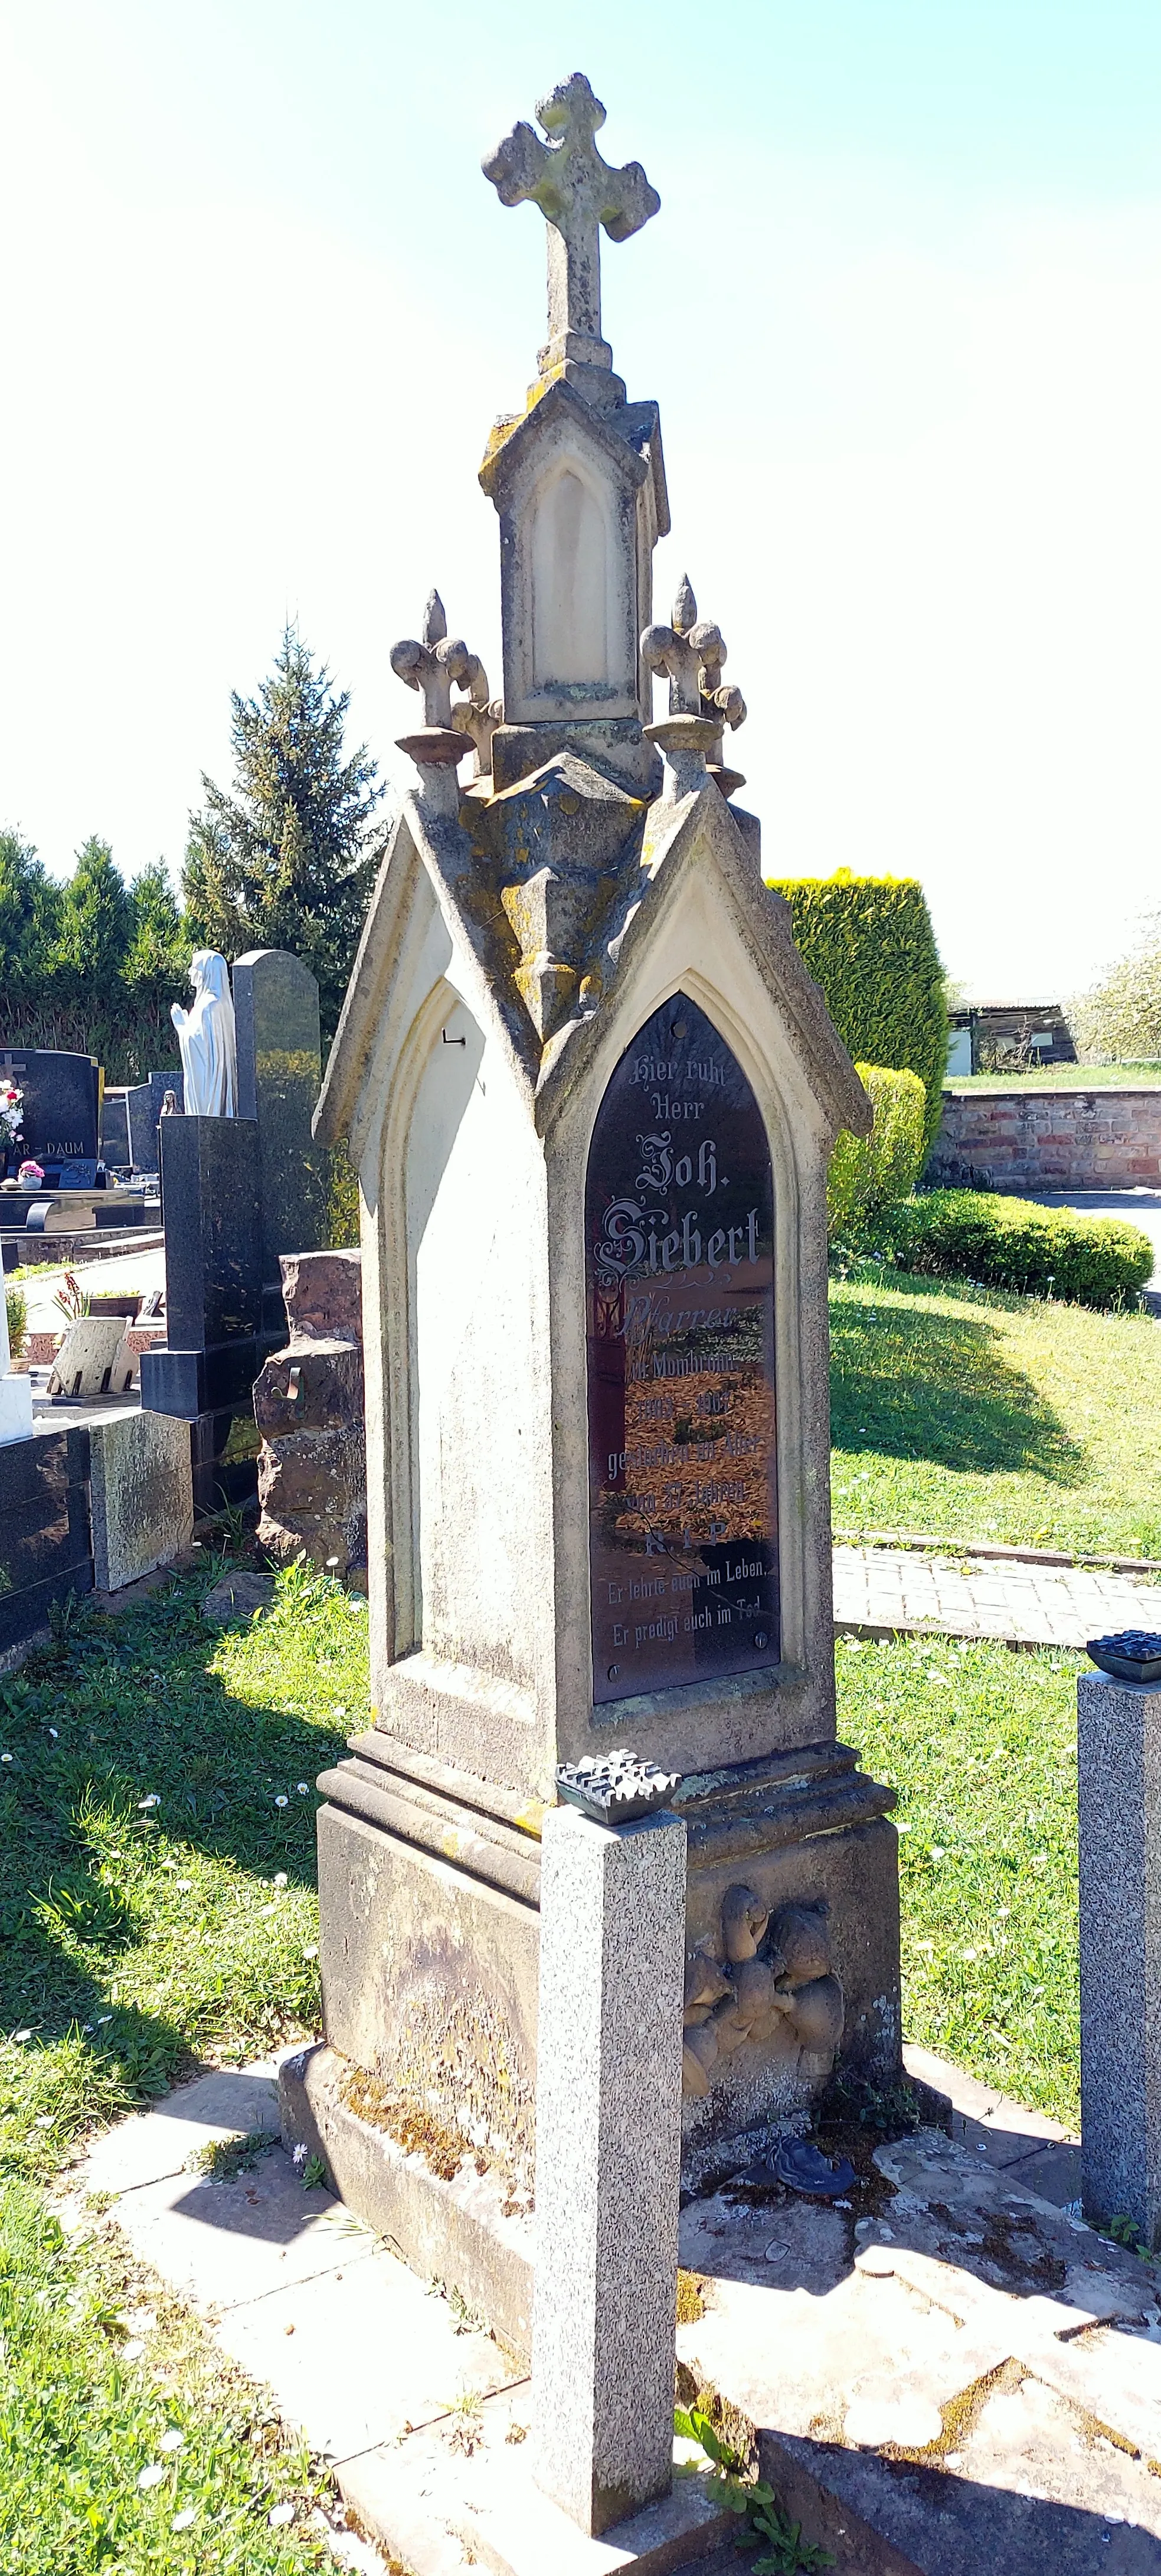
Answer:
[171, 952, 237, 1118]
[0, 1281, 32, 1445]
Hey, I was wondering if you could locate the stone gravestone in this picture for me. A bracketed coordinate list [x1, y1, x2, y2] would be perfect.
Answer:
[233, 949, 326, 1285]
[139, 1116, 263, 1511]
[0, 1049, 99, 1180]
[281, 68, 899, 2551]
[146, 1068, 184, 1163]
[99, 1087, 130, 1169]
[253, 1249, 365, 1583]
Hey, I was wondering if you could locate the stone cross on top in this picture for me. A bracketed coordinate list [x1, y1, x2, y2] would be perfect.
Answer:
[483, 71, 659, 399]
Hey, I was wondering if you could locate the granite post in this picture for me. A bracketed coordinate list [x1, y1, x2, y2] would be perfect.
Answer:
[531, 1803, 686, 2535]
[1078, 1667, 1161, 2248]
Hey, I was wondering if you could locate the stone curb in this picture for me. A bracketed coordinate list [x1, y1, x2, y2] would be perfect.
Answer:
[833, 1527, 1161, 1578]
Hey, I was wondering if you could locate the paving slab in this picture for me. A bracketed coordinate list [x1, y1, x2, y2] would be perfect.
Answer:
[903, 2040, 1082, 2202]
[833, 1544, 1161, 1648]
[676, 2124, 1161, 2572]
[82, 2062, 283, 2195]
[336, 2385, 736, 2576]
[216, 2245, 517, 2463]
[108, 2144, 377, 2314]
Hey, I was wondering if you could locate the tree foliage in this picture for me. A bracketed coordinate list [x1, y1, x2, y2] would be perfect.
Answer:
[0, 627, 385, 1080]
[1071, 913, 1161, 1065]
[0, 832, 191, 1079]
[183, 627, 385, 1041]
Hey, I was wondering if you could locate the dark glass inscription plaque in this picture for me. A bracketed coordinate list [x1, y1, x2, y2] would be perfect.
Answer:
[586, 995, 779, 1706]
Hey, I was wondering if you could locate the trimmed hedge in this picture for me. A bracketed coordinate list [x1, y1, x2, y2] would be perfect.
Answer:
[873, 1189, 1155, 1311]
[767, 869, 947, 1151]
[829, 1063, 927, 1240]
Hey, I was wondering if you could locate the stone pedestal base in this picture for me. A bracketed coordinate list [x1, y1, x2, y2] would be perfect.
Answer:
[278, 2039, 535, 2359]
[300, 1731, 900, 2351]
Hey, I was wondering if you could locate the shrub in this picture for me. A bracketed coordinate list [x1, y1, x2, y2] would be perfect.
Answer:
[828, 1064, 927, 1240]
[873, 1190, 1155, 1311]
[767, 869, 947, 1151]
[5, 1282, 26, 1358]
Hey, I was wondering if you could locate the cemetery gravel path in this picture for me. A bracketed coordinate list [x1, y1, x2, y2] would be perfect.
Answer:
[833, 1539, 1161, 1646]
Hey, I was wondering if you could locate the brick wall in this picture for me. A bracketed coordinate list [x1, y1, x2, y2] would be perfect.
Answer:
[928, 1090, 1161, 1191]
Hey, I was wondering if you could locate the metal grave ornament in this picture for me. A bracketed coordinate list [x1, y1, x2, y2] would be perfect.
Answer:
[586, 994, 779, 1703]
[554, 1752, 683, 1826]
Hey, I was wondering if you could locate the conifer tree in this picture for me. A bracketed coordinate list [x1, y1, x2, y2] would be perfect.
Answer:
[184, 628, 385, 1039]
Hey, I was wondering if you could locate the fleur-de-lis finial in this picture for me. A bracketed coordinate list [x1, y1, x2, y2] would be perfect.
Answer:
[389, 593, 497, 798]
[640, 579, 747, 790]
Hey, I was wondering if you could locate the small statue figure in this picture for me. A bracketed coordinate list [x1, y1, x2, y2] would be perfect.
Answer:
[171, 952, 237, 1118]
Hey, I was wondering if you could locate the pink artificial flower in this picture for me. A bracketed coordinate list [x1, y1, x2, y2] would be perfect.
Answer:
[17, 1160, 44, 1185]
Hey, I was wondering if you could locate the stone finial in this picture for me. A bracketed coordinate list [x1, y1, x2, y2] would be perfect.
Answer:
[483, 72, 659, 393]
[640, 578, 746, 795]
[390, 591, 493, 804]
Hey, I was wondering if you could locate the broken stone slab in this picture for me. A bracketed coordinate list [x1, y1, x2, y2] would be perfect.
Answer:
[673, 2123, 1161, 2571]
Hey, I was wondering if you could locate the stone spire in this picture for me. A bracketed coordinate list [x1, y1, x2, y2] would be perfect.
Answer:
[483, 71, 659, 408]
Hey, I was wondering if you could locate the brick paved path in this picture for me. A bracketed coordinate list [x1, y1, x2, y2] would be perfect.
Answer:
[833, 1543, 1161, 1647]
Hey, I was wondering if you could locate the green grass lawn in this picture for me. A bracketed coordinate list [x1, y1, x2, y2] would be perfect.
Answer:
[830, 1261, 1161, 1557]
[0, 1553, 371, 2576]
[838, 1634, 1080, 2129]
[946, 1062, 1161, 1089]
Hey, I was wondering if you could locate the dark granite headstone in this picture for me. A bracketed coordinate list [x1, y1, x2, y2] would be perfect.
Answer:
[147, 1069, 184, 1155]
[124, 1082, 156, 1171]
[100, 1089, 130, 1168]
[585, 994, 780, 1706]
[233, 949, 326, 1281]
[155, 1115, 263, 1349]
[0, 1050, 99, 1174]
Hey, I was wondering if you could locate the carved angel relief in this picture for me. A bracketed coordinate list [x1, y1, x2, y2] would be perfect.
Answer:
[682, 1888, 843, 2099]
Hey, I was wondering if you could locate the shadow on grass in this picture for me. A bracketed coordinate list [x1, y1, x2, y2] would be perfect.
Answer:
[830, 1295, 1081, 1480]
[0, 1563, 357, 2154]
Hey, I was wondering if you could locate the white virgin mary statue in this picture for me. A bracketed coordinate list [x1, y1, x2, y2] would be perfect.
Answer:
[171, 951, 238, 1118]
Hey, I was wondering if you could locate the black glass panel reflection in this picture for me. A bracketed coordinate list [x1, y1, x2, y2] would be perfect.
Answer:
[586, 995, 780, 1705]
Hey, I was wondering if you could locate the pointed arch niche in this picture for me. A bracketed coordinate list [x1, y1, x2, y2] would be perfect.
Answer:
[529, 454, 613, 690]
[583, 989, 780, 1706]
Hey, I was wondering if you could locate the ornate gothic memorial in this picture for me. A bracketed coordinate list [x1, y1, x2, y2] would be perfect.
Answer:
[587, 995, 779, 1703]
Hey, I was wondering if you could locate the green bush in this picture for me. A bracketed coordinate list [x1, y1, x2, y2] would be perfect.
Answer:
[873, 1189, 1155, 1311]
[767, 868, 948, 1151]
[828, 1063, 927, 1240]
[4, 1283, 26, 1358]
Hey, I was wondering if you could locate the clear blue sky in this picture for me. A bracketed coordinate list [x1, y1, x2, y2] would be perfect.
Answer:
[4, 1, 1161, 998]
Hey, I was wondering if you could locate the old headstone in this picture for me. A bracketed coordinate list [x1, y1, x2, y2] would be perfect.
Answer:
[1078, 1658, 1161, 2249]
[281, 67, 897, 2543]
[253, 1249, 365, 1582]
[146, 1067, 184, 1160]
[233, 949, 326, 1282]
[99, 1087, 130, 1169]
[89, 1411, 194, 1591]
